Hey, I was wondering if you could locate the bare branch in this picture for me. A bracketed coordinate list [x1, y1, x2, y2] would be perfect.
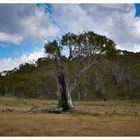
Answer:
[41, 36, 50, 42]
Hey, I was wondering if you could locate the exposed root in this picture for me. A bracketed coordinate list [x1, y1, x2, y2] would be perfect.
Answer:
[47, 107, 62, 113]
[25, 106, 63, 114]
[1, 106, 72, 114]
[2, 107, 16, 112]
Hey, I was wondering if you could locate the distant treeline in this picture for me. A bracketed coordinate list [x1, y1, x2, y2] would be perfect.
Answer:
[0, 50, 140, 100]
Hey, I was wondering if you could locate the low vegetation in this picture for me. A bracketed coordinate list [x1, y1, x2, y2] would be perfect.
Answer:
[0, 96, 140, 136]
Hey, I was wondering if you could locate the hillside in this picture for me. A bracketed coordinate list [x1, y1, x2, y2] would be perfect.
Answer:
[0, 50, 140, 100]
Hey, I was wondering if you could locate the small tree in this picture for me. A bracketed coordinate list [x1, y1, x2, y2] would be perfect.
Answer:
[44, 31, 118, 112]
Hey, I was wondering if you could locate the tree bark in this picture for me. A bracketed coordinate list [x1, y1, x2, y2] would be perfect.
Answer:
[67, 88, 74, 108]
[57, 73, 72, 112]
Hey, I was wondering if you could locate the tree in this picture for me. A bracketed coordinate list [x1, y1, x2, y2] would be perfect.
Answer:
[44, 31, 118, 112]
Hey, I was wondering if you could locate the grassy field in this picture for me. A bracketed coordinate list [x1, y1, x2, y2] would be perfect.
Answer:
[0, 96, 140, 136]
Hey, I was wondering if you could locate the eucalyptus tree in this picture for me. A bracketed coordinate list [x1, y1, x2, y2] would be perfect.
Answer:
[44, 31, 118, 112]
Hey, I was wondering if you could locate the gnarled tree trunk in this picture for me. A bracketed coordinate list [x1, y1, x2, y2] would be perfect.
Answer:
[57, 73, 73, 112]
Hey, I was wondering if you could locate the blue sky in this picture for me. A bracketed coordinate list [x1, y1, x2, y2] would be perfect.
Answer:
[0, 4, 140, 72]
[0, 43, 32, 58]
[135, 4, 140, 16]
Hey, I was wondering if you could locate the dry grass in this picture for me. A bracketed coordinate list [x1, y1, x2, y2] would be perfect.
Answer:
[0, 96, 140, 136]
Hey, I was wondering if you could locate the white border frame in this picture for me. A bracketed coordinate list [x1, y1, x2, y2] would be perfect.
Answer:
[0, 0, 140, 3]
[0, 0, 140, 139]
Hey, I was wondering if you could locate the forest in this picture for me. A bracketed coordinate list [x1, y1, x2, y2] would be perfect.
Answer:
[0, 31, 140, 102]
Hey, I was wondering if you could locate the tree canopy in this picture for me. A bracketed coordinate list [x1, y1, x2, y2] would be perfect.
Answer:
[0, 31, 140, 101]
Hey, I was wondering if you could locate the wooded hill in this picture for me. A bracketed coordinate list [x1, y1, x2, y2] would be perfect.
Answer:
[0, 31, 140, 101]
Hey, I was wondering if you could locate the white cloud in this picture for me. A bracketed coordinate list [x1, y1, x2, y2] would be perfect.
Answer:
[0, 32, 23, 44]
[52, 4, 94, 33]
[51, 4, 140, 52]
[19, 6, 59, 40]
[20, 49, 46, 63]
[1, 4, 140, 52]
[0, 58, 19, 72]
[0, 4, 59, 44]
[0, 49, 46, 72]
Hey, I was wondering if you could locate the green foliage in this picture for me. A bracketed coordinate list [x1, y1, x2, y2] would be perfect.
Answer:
[44, 40, 58, 54]
[0, 31, 140, 100]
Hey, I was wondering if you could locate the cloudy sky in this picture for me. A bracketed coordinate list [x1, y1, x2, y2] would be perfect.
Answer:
[0, 4, 140, 72]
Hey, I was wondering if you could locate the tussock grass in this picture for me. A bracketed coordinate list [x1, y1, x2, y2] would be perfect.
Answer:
[0, 96, 140, 136]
